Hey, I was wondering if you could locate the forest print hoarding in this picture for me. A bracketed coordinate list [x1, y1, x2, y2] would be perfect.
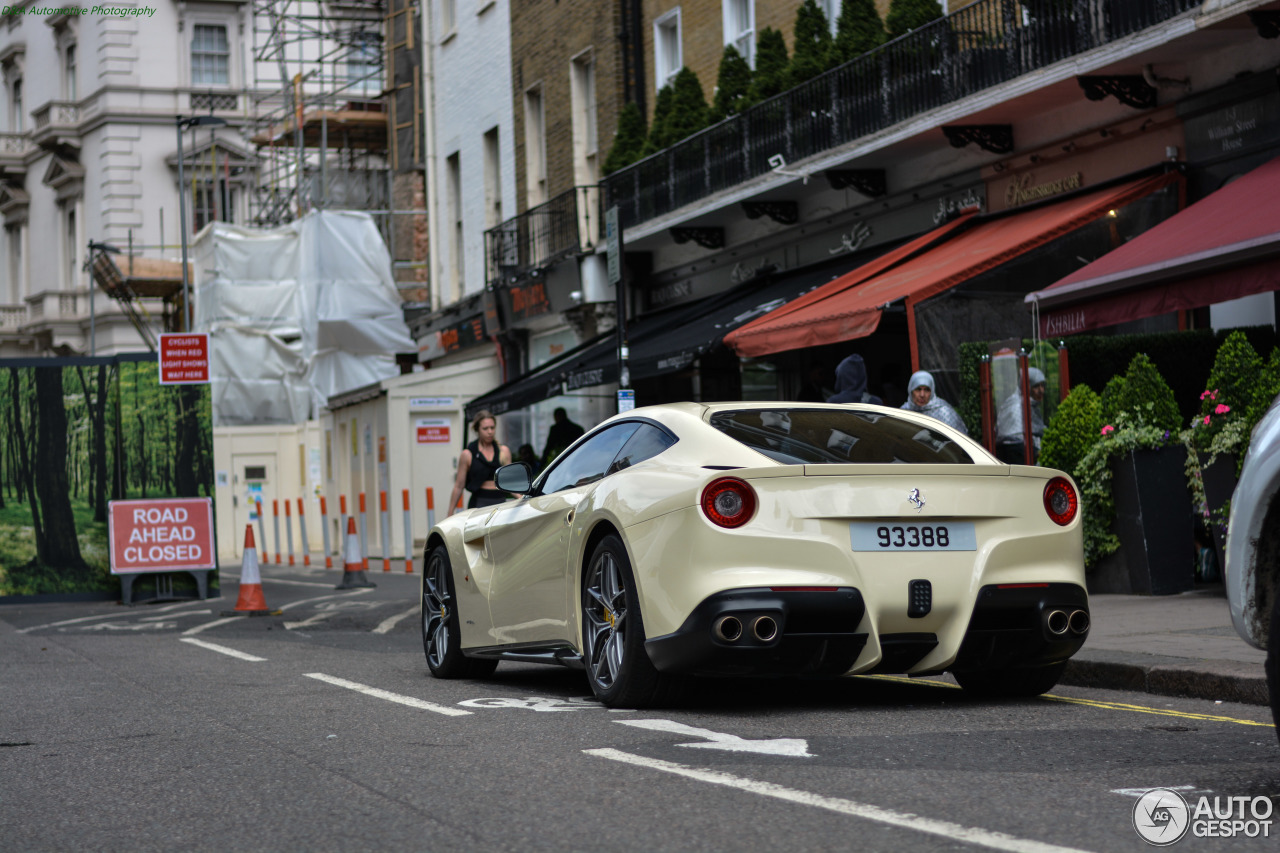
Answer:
[0, 355, 214, 599]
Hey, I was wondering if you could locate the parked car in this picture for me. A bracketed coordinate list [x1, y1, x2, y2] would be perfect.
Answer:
[1224, 395, 1280, 741]
[420, 402, 1090, 708]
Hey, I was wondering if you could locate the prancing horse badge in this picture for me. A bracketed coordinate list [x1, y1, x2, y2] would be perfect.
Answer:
[907, 488, 925, 512]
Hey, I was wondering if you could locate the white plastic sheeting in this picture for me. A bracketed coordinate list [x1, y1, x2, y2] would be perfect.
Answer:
[193, 210, 414, 425]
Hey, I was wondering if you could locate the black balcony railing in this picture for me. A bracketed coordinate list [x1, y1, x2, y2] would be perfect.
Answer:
[603, 0, 1198, 231]
[486, 185, 600, 287]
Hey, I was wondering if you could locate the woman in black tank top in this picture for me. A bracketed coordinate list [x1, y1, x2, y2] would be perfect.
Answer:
[447, 410, 512, 515]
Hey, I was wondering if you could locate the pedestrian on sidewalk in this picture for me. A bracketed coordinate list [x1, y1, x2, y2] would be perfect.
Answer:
[900, 370, 968, 435]
[995, 367, 1046, 464]
[826, 354, 883, 405]
[447, 410, 512, 516]
[541, 407, 585, 467]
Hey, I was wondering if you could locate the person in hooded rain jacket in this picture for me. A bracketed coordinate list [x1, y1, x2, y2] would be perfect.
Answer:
[826, 354, 883, 405]
[900, 370, 968, 435]
[995, 367, 1046, 464]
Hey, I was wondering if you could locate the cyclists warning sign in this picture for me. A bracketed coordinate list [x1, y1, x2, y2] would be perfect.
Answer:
[158, 333, 210, 384]
[108, 498, 216, 573]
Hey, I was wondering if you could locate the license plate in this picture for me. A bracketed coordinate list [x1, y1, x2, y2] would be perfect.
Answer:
[849, 522, 976, 551]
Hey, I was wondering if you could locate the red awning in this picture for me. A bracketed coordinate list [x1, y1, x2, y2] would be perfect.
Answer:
[725, 172, 1178, 359]
[1028, 154, 1280, 336]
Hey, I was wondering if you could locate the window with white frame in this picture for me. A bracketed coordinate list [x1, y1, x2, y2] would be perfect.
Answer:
[483, 127, 502, 229]
[654, 8, 682, 90]
[63, 43, 77, 100]
[446, 152, 462, 299]
[10, 77, 22, 133]
[62, 203, 77, 289]
[570, 50, 598, 186]
[346, 30, 383, 97]
[191, 24, 230, 86]
[192, 181, 235, 231]
[441, 0, 457, 36]
[723, 0, 754, 67]
[523, 85, 547, 208]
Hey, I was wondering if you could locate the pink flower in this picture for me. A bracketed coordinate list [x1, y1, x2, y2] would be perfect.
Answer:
[1215, 404, 1231, 415]
[1211, 390, 1218, 400]
[1200, 390, 1210, 400]
[1204, 416, 1211, 425]
[1101, 425, 1115, 435]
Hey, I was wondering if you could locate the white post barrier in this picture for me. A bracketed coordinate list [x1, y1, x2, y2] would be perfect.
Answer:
[379, 490, 391, 573]
[296, 497, 311, 567]
[358, 492, 369, 570]
[339, 494, 349, 567]
[319, 495, 333, 569]
[284, 498, 295, 566]
[402, 489, 413, 573]
[425, 487, 436, 530]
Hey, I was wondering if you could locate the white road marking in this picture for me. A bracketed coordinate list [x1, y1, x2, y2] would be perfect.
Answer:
[1111, 786, 1212, 799]
[372, 605, 418, 635]
[616, 719, 812, 757]
[584, 749, 1096, 853]
[222, 573, 337, 589]
[284, 611, 337, 630]
[74, 621, 177, 632]
[458, 696, 603, 712]
[304, 673, 472, 717]
[279, 589, 374, 611]
[182, 616, 245, 636]
[179, 637, 266, 662]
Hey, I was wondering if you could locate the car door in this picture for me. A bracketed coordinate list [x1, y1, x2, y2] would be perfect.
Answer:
[485, 422, 641, 646]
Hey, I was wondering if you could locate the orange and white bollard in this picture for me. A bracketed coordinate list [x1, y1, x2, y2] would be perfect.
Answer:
[402, 489, 413, 573]
[284, 498, 295, 566]
[425, 487, 436, 530]
[272, 499, 282, 565]
[379, 490, 392, 573]
[339, 494, 349, 568]
[297, 497, 311, 567]
[255, 498, 267, 566]
[319, 496, 333, 569]
[358, 492, 369, 570]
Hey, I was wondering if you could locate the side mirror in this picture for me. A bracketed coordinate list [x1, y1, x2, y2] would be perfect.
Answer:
[495, 462, 532, 494]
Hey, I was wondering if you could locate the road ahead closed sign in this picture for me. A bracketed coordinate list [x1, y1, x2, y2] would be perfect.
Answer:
[108, 498, 216, 574]
[158, 333, 210, 384]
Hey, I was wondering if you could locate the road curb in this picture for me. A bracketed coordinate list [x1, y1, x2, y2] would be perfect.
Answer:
[1063, 654, 1269, 706]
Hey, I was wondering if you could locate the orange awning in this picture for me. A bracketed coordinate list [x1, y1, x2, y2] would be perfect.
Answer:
[724, 172, 1179, 360]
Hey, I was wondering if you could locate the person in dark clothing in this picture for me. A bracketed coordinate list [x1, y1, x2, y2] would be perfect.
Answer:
[542, 407, 585, 467]
[447, 410, 512, 516]
[516, 443, 540, 478]
[826, 354, 883, 405]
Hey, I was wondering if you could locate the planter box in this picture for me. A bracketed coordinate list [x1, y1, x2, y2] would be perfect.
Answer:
[1090, 446, 1195, 596]
[1199, 451, 1238, 573]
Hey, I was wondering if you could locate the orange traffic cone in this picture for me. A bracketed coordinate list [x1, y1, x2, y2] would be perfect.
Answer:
[234, 525, 269, 613]
[336, 516, 375, 590]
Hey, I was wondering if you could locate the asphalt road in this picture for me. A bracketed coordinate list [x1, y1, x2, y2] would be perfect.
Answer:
[2, 565, 1277, 853]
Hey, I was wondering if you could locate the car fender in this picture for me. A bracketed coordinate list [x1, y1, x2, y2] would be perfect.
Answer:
[1226, 403, 1280, 649]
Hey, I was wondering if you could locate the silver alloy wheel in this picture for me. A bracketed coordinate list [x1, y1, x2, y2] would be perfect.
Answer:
[584, 547, 627, 689]
[423, 549, 450, 669]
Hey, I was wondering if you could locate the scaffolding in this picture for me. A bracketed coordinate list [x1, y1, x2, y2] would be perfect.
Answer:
[249, 0, 391, 229]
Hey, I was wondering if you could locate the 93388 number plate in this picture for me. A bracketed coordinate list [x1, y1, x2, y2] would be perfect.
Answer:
[849, 522, 976, 551]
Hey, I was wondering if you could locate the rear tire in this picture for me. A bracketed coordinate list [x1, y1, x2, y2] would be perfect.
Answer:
[1267, 590, 1279, 745]
[581, 534, 679, 708]
[953, 661, 1066, 698]
[422, 544, 498, 679]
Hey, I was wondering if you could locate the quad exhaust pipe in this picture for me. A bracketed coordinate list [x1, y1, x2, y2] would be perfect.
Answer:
[1068, 609, 1090, 635]
[752, 615, 778, 642]
[714, 615, 743, 642]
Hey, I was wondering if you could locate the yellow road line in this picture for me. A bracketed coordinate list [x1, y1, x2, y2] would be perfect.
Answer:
[858, 674, 1275, 728]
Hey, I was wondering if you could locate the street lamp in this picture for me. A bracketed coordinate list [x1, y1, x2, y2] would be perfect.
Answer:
[176, 114, 227, 331]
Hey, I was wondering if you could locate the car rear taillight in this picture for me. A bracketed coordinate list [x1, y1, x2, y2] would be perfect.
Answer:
[1043, 476, 1078, 526]
[701, 477, 757, 529]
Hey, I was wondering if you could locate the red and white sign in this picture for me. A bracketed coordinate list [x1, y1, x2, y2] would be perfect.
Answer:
[108, 498, 216, 574]
[416, 418, 450, 444]
[158, 333, 211, 385]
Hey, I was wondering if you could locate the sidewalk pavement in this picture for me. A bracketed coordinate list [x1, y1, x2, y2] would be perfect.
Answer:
[1063, 585, 1271, 706]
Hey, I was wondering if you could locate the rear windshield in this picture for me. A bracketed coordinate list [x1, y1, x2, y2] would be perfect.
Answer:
[709, 408, 974, 465]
